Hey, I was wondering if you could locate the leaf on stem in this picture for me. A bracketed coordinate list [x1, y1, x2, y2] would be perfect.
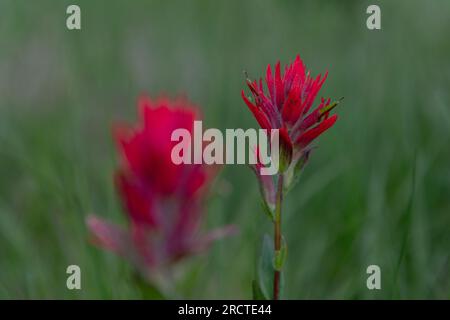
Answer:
[274, 237, 287, 271]
[256, 234, 274, 299]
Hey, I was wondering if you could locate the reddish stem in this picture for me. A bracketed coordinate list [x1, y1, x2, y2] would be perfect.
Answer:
[273, 174, 283, 300]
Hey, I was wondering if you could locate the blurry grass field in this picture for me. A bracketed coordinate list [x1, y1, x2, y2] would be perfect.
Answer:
[0, 0, 450, 299]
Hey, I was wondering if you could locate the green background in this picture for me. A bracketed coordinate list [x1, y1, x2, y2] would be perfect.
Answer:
[0, 0, 449, 299]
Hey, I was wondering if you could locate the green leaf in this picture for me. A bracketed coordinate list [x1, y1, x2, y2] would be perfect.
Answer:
[274, 237, 287, 271]
[252, 280, 266, 300]
[260, 199, 275, 222]
[283, 149, 312, 194]
[133, 272, 166, 300]
[257, 234, 275, 300]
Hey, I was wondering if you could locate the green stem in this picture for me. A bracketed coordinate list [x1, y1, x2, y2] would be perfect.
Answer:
[273, 173, 283, 300]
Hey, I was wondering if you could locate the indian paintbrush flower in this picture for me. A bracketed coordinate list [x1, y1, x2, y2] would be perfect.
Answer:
[242, 54, 341, 190]
[242, 55, 340, 300]
[87, 96, 235, 286]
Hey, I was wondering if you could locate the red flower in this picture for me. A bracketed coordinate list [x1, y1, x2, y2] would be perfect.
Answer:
[242, 55, 340, 171]
[87, 96, 235, 278]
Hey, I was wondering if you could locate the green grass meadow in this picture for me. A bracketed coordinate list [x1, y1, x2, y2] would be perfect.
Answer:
[0, 0, 449, 299]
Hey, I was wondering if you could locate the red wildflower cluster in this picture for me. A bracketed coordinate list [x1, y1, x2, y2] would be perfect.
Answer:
[242, 55, 339, 172]
[87, 96, 234, 277]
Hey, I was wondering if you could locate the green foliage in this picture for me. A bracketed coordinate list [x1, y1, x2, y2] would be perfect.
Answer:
[256, 234, 275, 300]
[0, 0, 450, 299]
[274, 237, 287, 272]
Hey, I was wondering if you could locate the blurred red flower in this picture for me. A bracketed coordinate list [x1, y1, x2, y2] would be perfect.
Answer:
[242, 55, 340, 170]
[87, 96, 235, 278]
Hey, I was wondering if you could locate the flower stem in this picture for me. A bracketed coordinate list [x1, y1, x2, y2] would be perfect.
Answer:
[273, 173, 283, 300]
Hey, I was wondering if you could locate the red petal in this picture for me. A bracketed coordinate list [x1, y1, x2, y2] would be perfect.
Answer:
[296, 114, 338, 148]
[275, 61, 285, 110]
[281, 73, 302, 123]
[279, 127, 293, 154]
[241, 90, 271, 130]
[293, 55, 305, 82]
[301, 72, 328, 116]
[299, 97, 330, 131]
[266, 64, 274, 102]
[115, 172, 158, 227]
[86, 215, 130, 257]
